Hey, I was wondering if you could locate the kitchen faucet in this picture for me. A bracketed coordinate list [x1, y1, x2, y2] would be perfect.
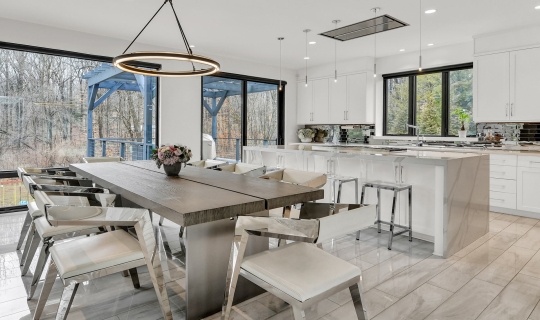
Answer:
[406, 124, 423, 147]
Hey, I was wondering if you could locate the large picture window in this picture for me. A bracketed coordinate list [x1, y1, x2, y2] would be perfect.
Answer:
[202, 73, 285, 162]
[383, 63, 473, 137]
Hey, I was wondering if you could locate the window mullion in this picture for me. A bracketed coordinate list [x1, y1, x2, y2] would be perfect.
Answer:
[442, 72, 449, 137]
[409, 75, 416, 136]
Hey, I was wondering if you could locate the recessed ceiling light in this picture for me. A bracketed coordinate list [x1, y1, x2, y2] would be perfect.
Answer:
[304, 57, 310, 60]
[425, 9, 437, 14]
[399, 49, 405, 52]
[427, 43, 434, 46]
[309, 41, 316, 44]
[536, 5, 540, 9]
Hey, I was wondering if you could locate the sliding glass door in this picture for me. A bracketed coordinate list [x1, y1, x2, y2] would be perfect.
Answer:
[202, 74, 284, 162]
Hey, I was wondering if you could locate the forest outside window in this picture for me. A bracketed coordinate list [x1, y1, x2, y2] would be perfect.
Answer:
[383, 63, 473, 137]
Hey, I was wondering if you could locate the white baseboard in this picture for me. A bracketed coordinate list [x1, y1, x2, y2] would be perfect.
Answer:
[490, 206, 540, 219]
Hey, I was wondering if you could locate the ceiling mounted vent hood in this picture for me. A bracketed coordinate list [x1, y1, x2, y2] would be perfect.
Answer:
[319, 15, 408, 41]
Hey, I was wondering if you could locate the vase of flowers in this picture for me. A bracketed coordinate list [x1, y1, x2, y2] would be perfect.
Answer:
[298, 128, 315, 143]
[151, 144, 192, 176]
[314, 128, 329, 143]
[452, 109, 471, 138]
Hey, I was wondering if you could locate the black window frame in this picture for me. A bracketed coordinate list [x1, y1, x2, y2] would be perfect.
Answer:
[0, 41, 161, 213]
[383, 62, 473, 137]
[200, 72, 286, 161]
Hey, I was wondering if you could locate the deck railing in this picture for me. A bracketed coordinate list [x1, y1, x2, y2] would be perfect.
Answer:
[88, 138, 154, 161]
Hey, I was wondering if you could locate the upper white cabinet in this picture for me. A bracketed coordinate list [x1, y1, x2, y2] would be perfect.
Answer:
[474, 53, 510, 122]
[297, 72, 373, 125]
[474, 47, 540, 123]
[510, 47, 540, 121]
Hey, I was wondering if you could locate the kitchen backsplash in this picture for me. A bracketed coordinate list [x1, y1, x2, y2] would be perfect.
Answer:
[475, 123, 540, 142]
[305, 125, 375, 143]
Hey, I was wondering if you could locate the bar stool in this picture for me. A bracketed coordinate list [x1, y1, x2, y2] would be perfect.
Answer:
[359, 159, 412, 250]
[307, 154, 358, 205]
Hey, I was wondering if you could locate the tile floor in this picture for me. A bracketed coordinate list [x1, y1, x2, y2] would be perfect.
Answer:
[3, 211, 540, 319]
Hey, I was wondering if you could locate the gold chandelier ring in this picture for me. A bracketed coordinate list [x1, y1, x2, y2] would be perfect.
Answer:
[113, 52, 220, 77]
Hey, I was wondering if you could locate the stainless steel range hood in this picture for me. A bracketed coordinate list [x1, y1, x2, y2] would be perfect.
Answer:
[319, 15, 409, 41]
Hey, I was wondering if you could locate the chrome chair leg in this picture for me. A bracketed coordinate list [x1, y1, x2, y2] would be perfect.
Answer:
[128, 268, 140, 289]
[388, 190, 398, 250]
[21, 231, 40, 275]
[336, 181, 344, 204]
[409, 188, 413, 242]
[17, 212, 32, 250]
[349, 283, 367, 320]
[28, 238, 53, 300]
[292, 308, 306, 320]
[159, 216, 165, 226]
[20, 223, 36, 266]
[56, 282, 79, 320]
[33, 260, 58, 320]
[179, 226, 185, 238]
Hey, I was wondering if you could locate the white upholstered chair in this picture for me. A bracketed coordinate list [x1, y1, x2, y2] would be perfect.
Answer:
[188, 159, 228, 169]
[32, 205, 172, 320]
[82, 156, 123, 163]
[222, 204, 376, 320]
[22, 190, 119, 299]
[218, 163, 266, 177]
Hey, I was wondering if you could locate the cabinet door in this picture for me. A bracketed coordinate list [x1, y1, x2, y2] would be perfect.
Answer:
[346, 73, 368, 124]
[328, 76, 347, 124]
[474, 53, 510, 122]
[312, 78, 329, 124]
[510, 47, 540, 121]
[517, 167, 540, 214]
[297, 81, 313, 124]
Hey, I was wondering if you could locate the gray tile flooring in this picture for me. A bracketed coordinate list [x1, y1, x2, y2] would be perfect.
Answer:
[3, 210, 540, 319]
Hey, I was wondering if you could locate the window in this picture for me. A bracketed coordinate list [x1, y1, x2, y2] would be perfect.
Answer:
[0, 42, 159, 209]
[383, 63, 473, 137]
[202, 73, 284, 161]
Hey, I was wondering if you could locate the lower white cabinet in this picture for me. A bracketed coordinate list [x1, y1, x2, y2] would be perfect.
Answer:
[489, 155, 517, 211]
[517, 166, 540, 213]
[490, 190, 517, 210]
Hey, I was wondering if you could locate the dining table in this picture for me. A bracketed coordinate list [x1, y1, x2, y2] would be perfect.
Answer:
[69, 160, 324, 320]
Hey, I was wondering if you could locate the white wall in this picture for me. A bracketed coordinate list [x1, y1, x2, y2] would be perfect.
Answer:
[0, 17, 297, 159]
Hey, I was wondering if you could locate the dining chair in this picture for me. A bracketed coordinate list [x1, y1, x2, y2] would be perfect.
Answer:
[17, 167, 75, 179]
[32, 205, 172, 320]
[188, 159, 228, 169]
[222, 204, 376, 320]
[22, 190, 119, 299]
[82, 156, 123, 163]
[216, 163, 266, 177]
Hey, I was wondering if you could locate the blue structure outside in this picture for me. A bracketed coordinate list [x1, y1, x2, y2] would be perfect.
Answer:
[83, 64, 156, 160]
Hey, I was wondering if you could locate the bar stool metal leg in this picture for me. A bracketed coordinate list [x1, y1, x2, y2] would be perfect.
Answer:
[377, 187, 381, 233]
[354, 179, 359, 204]
[409, 187, 413, 242]
[357, 185, 367, 240]
[159, 216, 165, 226]
[336, 181, 343, 204]
[388, 190, 398, 250]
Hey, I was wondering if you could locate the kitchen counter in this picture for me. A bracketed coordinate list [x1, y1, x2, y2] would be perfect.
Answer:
[245, 145, 490, 258]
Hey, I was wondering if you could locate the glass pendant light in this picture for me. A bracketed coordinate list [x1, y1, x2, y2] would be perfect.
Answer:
[278, 37, 284, 91]
[371, 8, 380, 78]
[332, 20, 340, 82]
[113, 0, 219, 77]
[419, 0, 423, 71]
[304, 29, 311, 87]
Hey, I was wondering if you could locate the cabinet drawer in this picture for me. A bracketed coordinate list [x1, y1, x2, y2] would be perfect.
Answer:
[490, 165, 517, 180]
[490, 178, 517, 194]
[518, 155, 540, 168]
[490, 154, 517, 166]
[490, 191, 517, 209]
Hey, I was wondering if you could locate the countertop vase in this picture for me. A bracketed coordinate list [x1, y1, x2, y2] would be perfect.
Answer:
[300, 138, 313, 143]
[163, 163, 182, 176]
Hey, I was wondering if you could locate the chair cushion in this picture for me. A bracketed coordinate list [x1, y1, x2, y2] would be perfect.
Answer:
[28, 201, 42, 218]
[51, 230, 145, 279]
[241, 242, 361, 302]
[34, 217, 96, 238]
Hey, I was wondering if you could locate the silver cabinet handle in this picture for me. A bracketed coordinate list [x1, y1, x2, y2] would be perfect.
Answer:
[506, 103, 508, 117]
[492, 185, 506, 188]
[491, 198, 505, 202]
[346, 110, 349, 120]
[511, 103, 514, 116]
[491, 171, 506, 174]
[344, 111, 346, 120]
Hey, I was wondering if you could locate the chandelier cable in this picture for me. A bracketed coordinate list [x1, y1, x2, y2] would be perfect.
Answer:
[123, 0, 168, 55]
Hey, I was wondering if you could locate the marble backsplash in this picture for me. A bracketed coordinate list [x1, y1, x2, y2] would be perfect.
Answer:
[305, 125, 375, 143]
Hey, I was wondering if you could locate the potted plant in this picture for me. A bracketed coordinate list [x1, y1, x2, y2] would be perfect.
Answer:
[151, 144, 192, 176]
[452, 109, 471, 138]
[298, 128, 315, 143]
[314, 128, 329, 143]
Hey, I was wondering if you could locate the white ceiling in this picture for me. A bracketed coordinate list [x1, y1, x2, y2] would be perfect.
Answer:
[1, 0, 540, 70]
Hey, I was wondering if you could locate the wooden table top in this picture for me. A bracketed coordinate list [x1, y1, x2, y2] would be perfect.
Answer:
[70, 161, 323, 226]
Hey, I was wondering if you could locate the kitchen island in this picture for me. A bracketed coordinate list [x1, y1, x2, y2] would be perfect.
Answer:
[244, 145, 490, 258]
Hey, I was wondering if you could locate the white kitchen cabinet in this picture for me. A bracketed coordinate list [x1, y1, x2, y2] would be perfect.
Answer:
[474, 52, 510, 122]
[517, 166, 540, 213]
[346, 73, 370, 124]
[312, 79, 329, 124]
[510, 47, 540, 121]
[328, 76, 347, 123]
[297, 81, 313, 124]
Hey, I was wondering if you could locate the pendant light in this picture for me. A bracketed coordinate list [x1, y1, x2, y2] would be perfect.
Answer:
[113, 0, 220, 77]
[303, 29, 311, 87]
[278, 37, 284, 91]
[419, 0, 423, 71]
[371, 8, 380, 78]
[332, 20, 341, 82]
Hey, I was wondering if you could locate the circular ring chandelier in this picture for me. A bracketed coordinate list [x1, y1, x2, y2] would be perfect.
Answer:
[113, 0, 220, 77]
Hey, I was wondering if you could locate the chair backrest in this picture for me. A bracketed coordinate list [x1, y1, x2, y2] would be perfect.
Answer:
[189, 159, 227, 168]
[34, 190, 119, 214]
[282, 169, 327, 188]
[315, 204, 376, 243]
[83, 157, 122, 163]
[17, 167, 71, 179]
[220, 163, 265, 176]
[23, 176, 61, 193]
